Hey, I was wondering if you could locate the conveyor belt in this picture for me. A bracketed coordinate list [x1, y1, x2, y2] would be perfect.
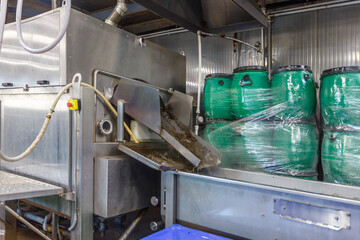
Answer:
[0, 171, 63, 201]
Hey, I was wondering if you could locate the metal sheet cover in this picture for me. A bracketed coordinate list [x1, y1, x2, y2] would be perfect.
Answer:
[0, 171, 63, 201]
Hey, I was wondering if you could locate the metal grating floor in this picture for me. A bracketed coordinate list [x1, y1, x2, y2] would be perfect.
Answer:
[0, 171, 63, 202]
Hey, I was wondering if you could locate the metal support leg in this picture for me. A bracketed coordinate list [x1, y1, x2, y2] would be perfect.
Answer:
[71, 87, 94, 240]
[51, 213, 59, 240]
[4, 201, 17, 240]
[164, 172, 177, 227]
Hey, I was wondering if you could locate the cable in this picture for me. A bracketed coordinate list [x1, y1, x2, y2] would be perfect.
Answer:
[16, 0, 71, 54]
[0, 82, 139, 162]
[0, 0, 8, 53]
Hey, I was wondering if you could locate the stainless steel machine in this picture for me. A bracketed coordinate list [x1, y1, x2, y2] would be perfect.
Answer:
[1, 6, 360, 240]
[0, 8, 191, 240]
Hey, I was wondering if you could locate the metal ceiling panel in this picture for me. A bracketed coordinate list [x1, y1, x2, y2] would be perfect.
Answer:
[130, 0, 204, 33]
[71, 0, 116, 12]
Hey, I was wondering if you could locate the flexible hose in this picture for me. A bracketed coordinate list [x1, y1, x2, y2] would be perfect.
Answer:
[0, 82, 139, 162]
[0, 83, 72, 162]
[16, 0, 71, 54]
[0, 0, 8, 53]
[81, 83, 139, 143]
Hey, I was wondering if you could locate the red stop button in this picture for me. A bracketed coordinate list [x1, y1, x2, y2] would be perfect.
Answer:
[67, 102, 73, 108]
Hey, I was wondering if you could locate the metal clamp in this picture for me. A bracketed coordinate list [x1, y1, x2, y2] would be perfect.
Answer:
[240, 75, 253, 87]
[71, 73, 82, 99]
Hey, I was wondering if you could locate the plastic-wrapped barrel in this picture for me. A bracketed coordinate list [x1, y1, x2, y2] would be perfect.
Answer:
[322, 130, 360, 185]
[271, 65, 316, 120]
[231, 120, 273, 171]
[203, 121, 233, 167]
[271, 121, 318, 179]
[231, 66, 270, 119]
[320, 66, 360, 127]
[203, 74, 233, 120]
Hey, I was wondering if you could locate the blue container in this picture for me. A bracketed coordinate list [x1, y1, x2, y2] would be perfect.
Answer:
[141, 224, 232, 240]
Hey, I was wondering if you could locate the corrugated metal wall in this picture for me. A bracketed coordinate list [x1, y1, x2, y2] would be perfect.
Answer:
[151, 3, 360, 95]
[272, 4, 360, 81]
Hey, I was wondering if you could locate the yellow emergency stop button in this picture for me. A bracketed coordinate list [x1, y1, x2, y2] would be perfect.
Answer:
[67, 99, 79, 110]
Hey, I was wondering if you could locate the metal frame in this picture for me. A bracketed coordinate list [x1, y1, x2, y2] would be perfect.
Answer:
[70, 87, 95, 240]
[232, 0, 268, 27]
[162, 170, 360, 239]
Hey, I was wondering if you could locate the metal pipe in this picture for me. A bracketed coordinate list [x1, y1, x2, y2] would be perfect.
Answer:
[195, 31, 202, 136]
[117, 100, 125, 142]
[221, 35, 261, 52]
[261, 28, 265, 66]
[139, 28, 189, 39]
[105, 0, 127, 27]
[269, 0, 360, 17]
[21, 212, 70, 239]
[267, 19, 272, 79]
[93, 69, 173, 94]
[51, 0, 58, 9]
[68, 110, 80, 232]
[119, 210, 146, 240]
[4, 205, 51, 240]
[23, 212, 44, 224]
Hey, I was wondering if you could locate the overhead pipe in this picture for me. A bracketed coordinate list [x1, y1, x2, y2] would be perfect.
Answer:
[105, 0, 128, 27]
[220, 35, 262, 52]
[269, 0, 360, 17]
[16, 0, 71, 54]
[0, 0, 7, 53]
[139, 28, 189, 39]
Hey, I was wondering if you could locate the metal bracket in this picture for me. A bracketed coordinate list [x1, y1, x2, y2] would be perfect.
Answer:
[60, 191, 75, 201]
[138, 37, 146, 47]
[71, 73, 82, 99]
[273, 199, 351, 231]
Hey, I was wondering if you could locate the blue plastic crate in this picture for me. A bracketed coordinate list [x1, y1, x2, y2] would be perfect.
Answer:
[141, 224, 232, 240]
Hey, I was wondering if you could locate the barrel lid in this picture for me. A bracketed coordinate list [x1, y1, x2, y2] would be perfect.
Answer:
[233, 66, 267, 73]
[205, 73, 233, 81]
[321, 66, 360, 78]
[272, 65, 312, 75]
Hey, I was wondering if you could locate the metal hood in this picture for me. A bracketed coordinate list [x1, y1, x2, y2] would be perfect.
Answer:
[131, 0, 268, 34]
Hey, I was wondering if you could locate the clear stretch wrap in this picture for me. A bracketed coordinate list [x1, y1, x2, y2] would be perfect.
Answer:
[203, 105, 319, 179]
[202, 66, 318, 179]
[322, 130, 360, 185]
[320, 67, 360, 130]
[320, 67, 360, 186]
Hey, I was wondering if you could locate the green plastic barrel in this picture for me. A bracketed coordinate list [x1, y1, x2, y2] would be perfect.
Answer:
[271, 65, 316, 120]
[271, 122, 318, 178]
[231, 121, 273, 171]
[320, 66, 360, 127]
[203, 74, 233, 120]
[322, 130, 360, 185]
[203, 121, 234, 167]
[231, 66, 270, 119]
